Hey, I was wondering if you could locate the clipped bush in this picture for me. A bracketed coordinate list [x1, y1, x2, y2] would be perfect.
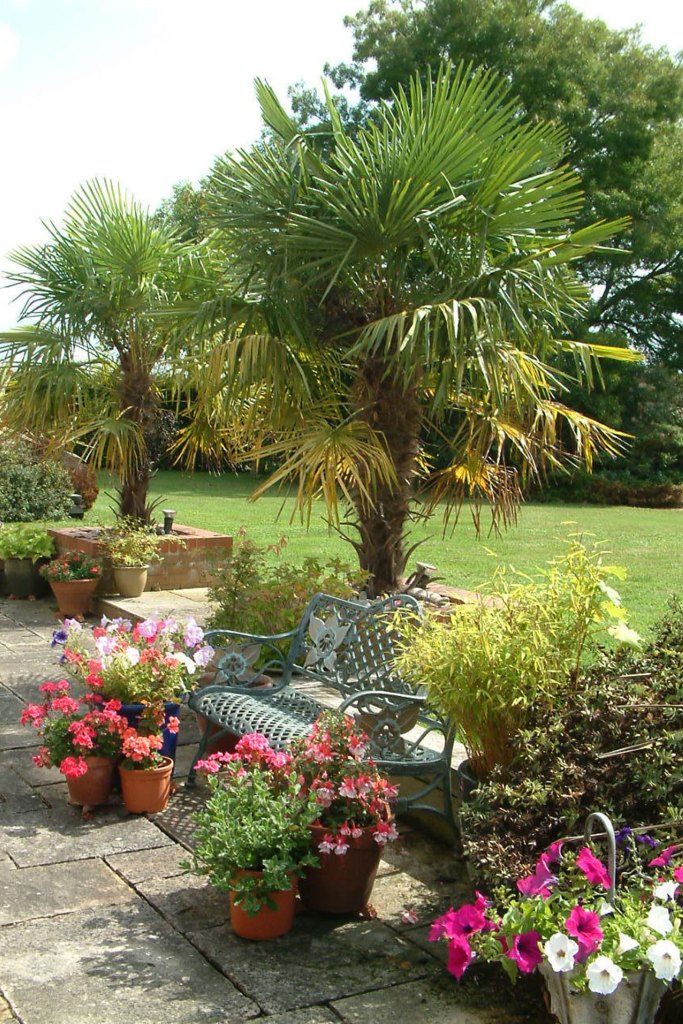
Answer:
[207, 530, 367, 637]
[0, 437, 73, 522]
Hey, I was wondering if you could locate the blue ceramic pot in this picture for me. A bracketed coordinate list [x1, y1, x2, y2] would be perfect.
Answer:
[119, 701, 181, 762]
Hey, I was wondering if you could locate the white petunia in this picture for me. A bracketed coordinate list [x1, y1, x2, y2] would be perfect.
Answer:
[543, 933, 579, 973]
[597, 898, 615, 917]
[646, 940, 682, 982]
[124, 646, 140, 666]
[615, 932, 639, 956]
[172, 652, 196, 675]
[586, 956, 624, 995]
[654, 881, 679, 902]
[646, 905, 672, 936]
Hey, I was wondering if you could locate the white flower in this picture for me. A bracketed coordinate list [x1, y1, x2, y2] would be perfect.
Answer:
[586, 956, 623, 995]
[646, 940, 682, 982]
[543, 933, 579, 973]
[124, 647, 140, 666]
[597, 898, 615, 917]
[172, 652, 196, 675]
[654, 881, 679, 902]
[646, 905, 672, 936]
[615, 932, 639, 956]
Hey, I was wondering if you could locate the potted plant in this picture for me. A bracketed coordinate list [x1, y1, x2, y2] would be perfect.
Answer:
[0, 523, 55, 599]
[289, 710, 400, 914]
[21, 680, 126, 810]
[53, 614, 214, 762]
[395, 540, 636, 784]
[187, 733, 320, 940]
[40, 550, 104, 620]
[118, 725, 175, 813]
[99, 518, 164, 597]
[428, 813, 682, 1024]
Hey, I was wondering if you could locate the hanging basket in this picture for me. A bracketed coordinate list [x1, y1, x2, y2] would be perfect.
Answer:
[540, 813, 669, 1024]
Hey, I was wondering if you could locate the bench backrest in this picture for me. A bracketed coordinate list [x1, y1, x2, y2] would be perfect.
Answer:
[286, 592, 421, 699]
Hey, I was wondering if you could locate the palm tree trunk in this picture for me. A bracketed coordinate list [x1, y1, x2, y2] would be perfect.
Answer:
[119, 355, 155, 522]
[353, 358, 422, 596]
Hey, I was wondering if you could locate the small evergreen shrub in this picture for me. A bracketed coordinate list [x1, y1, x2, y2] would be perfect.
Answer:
[0, 438, 73, 522]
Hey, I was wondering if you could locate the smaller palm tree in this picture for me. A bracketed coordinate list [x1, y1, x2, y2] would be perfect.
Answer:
[0, 180, 209, 519]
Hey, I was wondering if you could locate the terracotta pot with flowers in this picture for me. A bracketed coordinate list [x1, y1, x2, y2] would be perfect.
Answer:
[188, 734, 320, 940]
[99, 518, 173, 598]
[21, 680, 125, 811]
[429, 812, 682, 1024]
[53, 614, 214, 762]
[40, 551, 104, 620]
[118, 726, 175, 813]
[288, 710, 399, 914]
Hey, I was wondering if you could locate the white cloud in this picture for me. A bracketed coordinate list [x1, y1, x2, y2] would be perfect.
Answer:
[0, 22, 19, 70]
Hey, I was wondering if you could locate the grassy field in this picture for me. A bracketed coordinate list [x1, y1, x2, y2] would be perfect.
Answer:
[83, 470, 683, 636]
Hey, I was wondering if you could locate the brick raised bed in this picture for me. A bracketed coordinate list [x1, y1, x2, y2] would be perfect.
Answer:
[47, 525, 232, 593]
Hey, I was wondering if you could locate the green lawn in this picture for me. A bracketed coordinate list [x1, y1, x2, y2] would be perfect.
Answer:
[83, 470, 683, 636]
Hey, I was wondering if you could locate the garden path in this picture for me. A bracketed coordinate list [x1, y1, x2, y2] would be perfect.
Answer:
[0, 596, 551, 1024]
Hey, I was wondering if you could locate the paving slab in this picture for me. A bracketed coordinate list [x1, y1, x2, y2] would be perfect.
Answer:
[0, 746, 63, 788]
[261, 1011, 339, 1024]
[0, 857, 136, 925]
[137, 872, 230, 933]
[0, 994, 14, 1022]
[187, 916, 439, 1014]
[0, 900, 259, 1024]
[331, 976, 543, 1024]
[368, 869, 448, 931]
[105, 844, 188, 885]
[0, 804, 173, 865]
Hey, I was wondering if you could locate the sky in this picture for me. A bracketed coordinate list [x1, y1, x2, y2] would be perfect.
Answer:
[0, 0, 681, 330]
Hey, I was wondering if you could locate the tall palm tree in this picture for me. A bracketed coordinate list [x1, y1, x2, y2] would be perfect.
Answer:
[187, 65, 639, 595]
[0, 180, 209, 519]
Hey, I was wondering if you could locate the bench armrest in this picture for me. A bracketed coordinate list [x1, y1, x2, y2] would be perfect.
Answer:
[189, 636, 292, 697]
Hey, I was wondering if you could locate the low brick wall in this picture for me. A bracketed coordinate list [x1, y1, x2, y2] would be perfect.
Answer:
[47, 525, 232, 593]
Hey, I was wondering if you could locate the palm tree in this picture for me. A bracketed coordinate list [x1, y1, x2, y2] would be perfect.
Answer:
[0, 180, 209, 519]
[186, 65, 639, 595]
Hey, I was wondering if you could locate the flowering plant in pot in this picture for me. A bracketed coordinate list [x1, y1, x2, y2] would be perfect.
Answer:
[40, 551, 103, 619]
[187, 734, 320, 940]
[20, 680, 126, 807]
[429, 814, 682, 1024]
[53, 614, 214, 760]
[288, 711, 399, 914]
[117, 724, 176, 813]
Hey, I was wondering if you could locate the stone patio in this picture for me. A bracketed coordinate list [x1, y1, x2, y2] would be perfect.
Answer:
[0, 595, 552, 1024]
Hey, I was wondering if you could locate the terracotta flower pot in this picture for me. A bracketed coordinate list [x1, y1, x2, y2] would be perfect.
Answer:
[119, 756, 173, 813]
[66, 756, 115, 807]
[49, 578, 99, 620]
[112, 565, 148, 598]
[299, 824, 384, 914]
[229, 870, 298, 940]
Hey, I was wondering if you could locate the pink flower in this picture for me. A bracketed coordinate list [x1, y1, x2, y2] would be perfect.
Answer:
[373, 820, 399, 845]
[566, 906, 603, 960]
[674, 867, 683, 884]
[447, 936, 474, 980]
[20, 704, 46, 728]
[429, 904, 487, 941]
[59, 756, 88, 779]
[517, 854, 557, 898]
[39, 680, 70, 695]
[508, 931, 542, 973]
[32, 747, 52, 768]
[650, 845, 678, 868]
[576, 847, 612, 889]
[545, 841, 564, 865]
[50, 695, 80, 716]
[165, 716, 180, 735]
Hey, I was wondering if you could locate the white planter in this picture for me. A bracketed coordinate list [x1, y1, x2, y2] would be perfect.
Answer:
[539, 965, 668, 1024]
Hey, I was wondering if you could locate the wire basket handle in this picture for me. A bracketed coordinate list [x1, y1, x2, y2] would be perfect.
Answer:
[583, 811, 617, 902]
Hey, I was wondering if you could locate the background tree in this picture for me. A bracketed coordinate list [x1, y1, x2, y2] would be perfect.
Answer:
[0, 180, 211, 519]
[312, 0, 683, 367]
[189, 67, 638, 595]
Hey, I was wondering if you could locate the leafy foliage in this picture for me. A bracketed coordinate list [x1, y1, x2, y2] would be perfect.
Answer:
[98, 518, 165, 567]
[0, 523, 55, 562]
[0, 436, 73, 522]
[459, 600, 683, 890]
[207, 530, 366, 635]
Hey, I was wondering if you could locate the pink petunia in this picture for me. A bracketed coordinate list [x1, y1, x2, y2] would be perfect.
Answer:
[507, 931, 543, 974]
[566, 905, 603, 961]
[517, 853, 557, 898]
[446, 936, 474, 980]
[650, 845, 678, 868]
[674, 866, 683, 884]
[576, 847, 612, 889]
[429, 903, 487, 941]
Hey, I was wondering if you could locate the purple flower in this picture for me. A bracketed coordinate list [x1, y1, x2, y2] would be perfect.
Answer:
[137, 618, 158, 639]
[184, 617, 204, 648]
[51, 628, 68, 647]
[193, 645, 215, 668]
[615, 826, 632, 844]
[507, 931, 542, 973]
[636, 834, 658, 848]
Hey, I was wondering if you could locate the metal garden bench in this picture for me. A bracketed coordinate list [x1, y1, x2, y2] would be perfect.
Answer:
[186, 592, 457, 836]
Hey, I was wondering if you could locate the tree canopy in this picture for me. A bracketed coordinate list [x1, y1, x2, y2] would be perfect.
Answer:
[308, 0, 683, 366]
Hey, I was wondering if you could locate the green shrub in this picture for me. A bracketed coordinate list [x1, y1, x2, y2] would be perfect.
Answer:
[207, 530, 367, 636]
[0, 437, 73, 522]
[460, 600, 683, 891]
